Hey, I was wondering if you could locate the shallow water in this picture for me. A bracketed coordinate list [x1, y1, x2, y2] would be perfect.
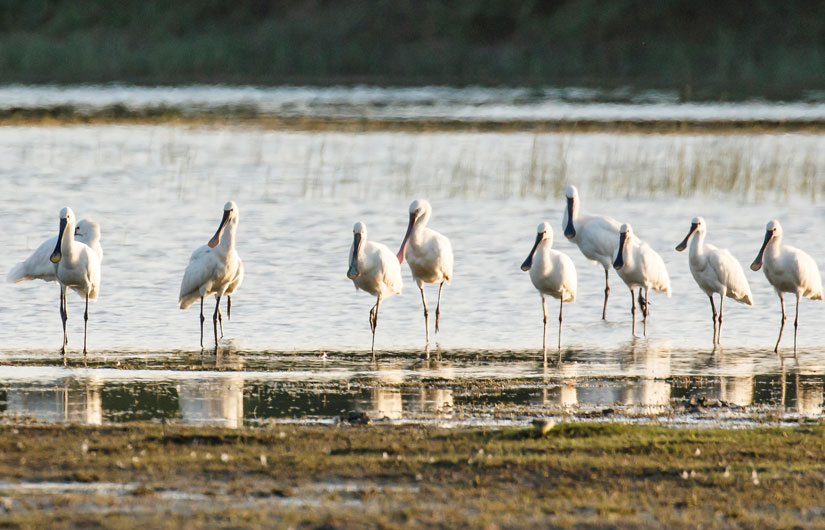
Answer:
[2, 123, 825, 427]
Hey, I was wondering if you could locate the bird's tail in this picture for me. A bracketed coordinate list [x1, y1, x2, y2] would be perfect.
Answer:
[6, 262, 27, 283]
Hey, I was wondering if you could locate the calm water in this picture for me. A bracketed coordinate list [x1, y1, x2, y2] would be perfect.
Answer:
[2, 122, 825, 426]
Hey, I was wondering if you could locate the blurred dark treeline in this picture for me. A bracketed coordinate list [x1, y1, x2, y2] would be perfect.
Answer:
[2, 0, 825, 99]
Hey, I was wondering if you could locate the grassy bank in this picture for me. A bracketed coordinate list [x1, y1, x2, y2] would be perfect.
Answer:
[4, 1, 825, 100]
[2, 422, 825, 528]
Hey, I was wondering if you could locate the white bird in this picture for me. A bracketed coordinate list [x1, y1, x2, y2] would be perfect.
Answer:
[612, 223, 671, 337]
[347, 221, 403, 355]
[521, 222, 577, 362]
[675, 217, 754, 346]
[7, 219, 102, 283]
[562, 185, 621, 319]
[179, 201, 243, 349]
[397, 199, 453, 344]
[750, 219, 823, 355]
[49, 207, 102, 354]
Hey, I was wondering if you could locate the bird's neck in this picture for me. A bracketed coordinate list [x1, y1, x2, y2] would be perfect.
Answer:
[410, 215, 430, 243]
[217, 222, 237, 253]
[61, 220, 78, 262]
[689, 231, 706, 262]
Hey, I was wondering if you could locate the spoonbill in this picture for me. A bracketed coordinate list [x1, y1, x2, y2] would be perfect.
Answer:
[750, 219, 823, 355]
[49, 207, 102, 354]
[347, 221, 403, 355]
[397, 199, 453, 344]
[7, 219, 103, 283]
[612, 224, 671, 337]
[563, 185, 621, 319]
[675, 217, 754, 346]
[521, 222, 577, 361]
[179, 201, 243, 348]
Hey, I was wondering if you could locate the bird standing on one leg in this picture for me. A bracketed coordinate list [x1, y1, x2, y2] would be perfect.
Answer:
[347, 221, 403, 356]
[397, 199, 453, 345]
[750, 219, 822, 356]
[179, 201, 243, 349]
[521, 222, 577, 363]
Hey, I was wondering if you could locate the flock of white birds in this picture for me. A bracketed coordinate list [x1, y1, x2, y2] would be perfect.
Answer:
[6, 187, 824, 360]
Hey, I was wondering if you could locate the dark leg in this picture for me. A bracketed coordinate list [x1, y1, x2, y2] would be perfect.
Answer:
[643, 288, 649, 337]
[435, 282, 444, 333]
[718, 295, 725, 345]
[370, 297, 381, 357]
[602, 269, 610, 320]
[541, 295, 547, 363]
[213, 295, 221, 348]
[630, 289, 636, 337]
[557, 297, 564, 351]
[774, 293, 786, 354]
[709, 295, 718, 346]
[199, 297, 205, 349]
[227, 296, 232, 320]
[419, 285, 430, 344]
[59, 287, 68, 354]
[83, 294, 89, 355]
[218, 302, 224, 338]
[793, 293, 800, 357]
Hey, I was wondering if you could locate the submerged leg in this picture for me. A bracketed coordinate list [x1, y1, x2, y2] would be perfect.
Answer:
[709, 295, 718, 346]
[419, 284, 430, 344]
[602, 269, 610, 320]
[83, 294, 89, 355]
[630, 289, 636, 337]
[541, 295, 547, 363]
[793, 293, 800, 357]
[213, 295, 222, 348]
[435, 282, 444, 333]
[774, 293, 786, 354]
[199, 297, 205, 349]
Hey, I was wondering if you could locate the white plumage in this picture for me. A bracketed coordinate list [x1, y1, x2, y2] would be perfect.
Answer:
[562, 185, 621, 319]
[347, 221, 403, 355]
[49, 207, 102, 354]
[750, 219, 823, 354]
[676, 216, 753, 346]
[7, 219, 102, 283]
[521, 222, 577, 360]
[179, 201, 243, 348]
[612, 223, 671, 337]
[397, 199, 453, 344]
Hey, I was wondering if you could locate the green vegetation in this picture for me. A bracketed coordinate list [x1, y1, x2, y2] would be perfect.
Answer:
[3, 422, 825, 527]
[3, 0, 825, 99]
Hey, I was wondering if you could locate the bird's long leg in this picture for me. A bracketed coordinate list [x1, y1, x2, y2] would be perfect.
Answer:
[541, 295, 547, 363]
[227, 296, 232, 320]
[199, 297, 205, 349]
[643, 287, 649, 337]
[213, 295, 222, 348]
[59, 285, 68, 355]
[557, 296, 564, 352]
[602, 269, 610, 320]
[419, 284, 430, 344]
[708, 295, 718, 346]
[718, 295, 725, 345]
[83, 293, 89, 355]
[218, 301, 224, 338]
[774, 293, 786, 354]
[435, 281, 444, 333]
[370, 297, 382, 358]
[793, 293, 800, 357]
[630, 289, 636, 337]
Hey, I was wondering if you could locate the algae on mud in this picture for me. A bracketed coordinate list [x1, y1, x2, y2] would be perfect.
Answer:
[1, 422, 825, 528]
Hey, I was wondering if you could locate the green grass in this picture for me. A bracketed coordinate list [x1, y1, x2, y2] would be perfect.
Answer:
[2, 422, 825, 528]
[2, 0, 825, 99]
